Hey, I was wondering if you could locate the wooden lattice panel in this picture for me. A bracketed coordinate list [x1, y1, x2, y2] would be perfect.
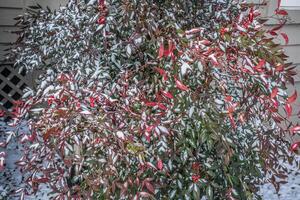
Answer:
[0, 65, 32, 113]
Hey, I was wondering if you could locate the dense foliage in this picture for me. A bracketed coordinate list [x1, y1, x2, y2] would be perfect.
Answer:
[1, 0, 300, 199]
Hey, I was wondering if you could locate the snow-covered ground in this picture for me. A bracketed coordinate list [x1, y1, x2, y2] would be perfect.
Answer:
[1, 121, 299, 199]
[260, 171, 300, 200]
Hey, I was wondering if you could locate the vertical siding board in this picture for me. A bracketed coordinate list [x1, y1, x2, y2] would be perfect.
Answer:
[263, 0, 300, 124]
[0, 45, 10, 61]
[283, 45, 300, 64]
[0, 27, 18, 44]
[0, 8, 23, 26]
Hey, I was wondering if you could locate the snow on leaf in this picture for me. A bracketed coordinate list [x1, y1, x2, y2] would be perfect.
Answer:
[208, 54, 219, 66]
[188, 106, 195, 118]
[43, 85, 55, 96]
[126, 44, 132, 56]
[22, 90, 34, 99]
[197, 61, 203, 71]
[290, 126, 300, 134]
[181, 61, 191, 76]
[161, 90, 174, 99]
[80, 110, 92, 115]
[139, 192, 154, 198]
[291, 142, 300, 152]
[116, 131, 125, 140]
[146, 162, 157, 170]
[158, 126, 169, 134]
[0, 152, 6, 172]
[185, 28, 202, 35]
[175, 79, 189, 91]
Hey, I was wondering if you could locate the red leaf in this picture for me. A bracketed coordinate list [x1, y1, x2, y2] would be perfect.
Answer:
[0, 142, 6, 148]
[287, 91, 297, 104]
[145, 102, 167, 110]
[269, 22, 285, 33]
[157, 158, 163, 170]
[33, 177, 49, 183]
[192, 175, 201, 183]
[175, 79, 189, 91]
[291, 142, 300, 152]
[269, 31, 278, 36]
[239, 113, 246, 123]
[158, 43, 164, 59]
[155, 67, 165, 76]
[90, 97, 95, 108]
[281, 33, 289, 45]
[225, 96, 232, 102]
[290, 126, 300, 134]
[154, 67, 168, 81]
[146, 125, 154, 133]
[228, 113, 236, 129]
[277, 0, 281, 9]
[163, 40, 174, 57]
[276, 9, 288, 16]
[47, 95, 55, 105]
[276, 64, 284, 72]
[0, 110, 5, 117]
[98, 0, 105, 5]
[253, 59, 265, 72]
[97, 16, 106, 25]
[200, 39, 211, 46]
[227, 106, 234, 114]
[192, 162, 201, 171]
[285, 103, 292, 117]
[272, 99, 279, 108]
[208, 54, 219, 66]
[167, 40, 175, 55]
[249, 7, 254, 22]
[271, 87, 278, 99]
[145, 182, 155, 194]
[272, 113, 283, 123]
[157, 103, 167, 110]
[145, 102, 157, 107]
[161, 91, 174, 99]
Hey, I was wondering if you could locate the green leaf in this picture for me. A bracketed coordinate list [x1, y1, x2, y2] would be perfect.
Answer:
[193, 184, 201, 199]
[206, 185, 213, 200]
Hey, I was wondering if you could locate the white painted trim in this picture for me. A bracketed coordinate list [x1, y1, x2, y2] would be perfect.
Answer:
[281, 0, 300, 10]
[281, 6, 300, 10]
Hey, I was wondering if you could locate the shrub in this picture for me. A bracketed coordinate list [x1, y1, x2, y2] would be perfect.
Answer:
[3, 0, 300, 199]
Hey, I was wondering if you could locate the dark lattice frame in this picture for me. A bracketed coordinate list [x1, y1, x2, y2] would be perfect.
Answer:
[0, 64, 33, 113]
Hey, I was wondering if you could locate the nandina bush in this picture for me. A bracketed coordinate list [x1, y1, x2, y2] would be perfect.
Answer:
[2, 0, 300, 199]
